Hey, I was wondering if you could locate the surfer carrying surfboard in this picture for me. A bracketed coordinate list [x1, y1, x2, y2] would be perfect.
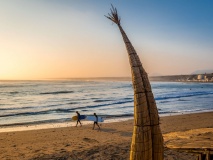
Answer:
[93, 113, 100, 130]
[75, 111, 82, 127]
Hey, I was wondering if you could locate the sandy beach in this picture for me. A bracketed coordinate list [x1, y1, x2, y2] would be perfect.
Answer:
[0, 112, 212, 160]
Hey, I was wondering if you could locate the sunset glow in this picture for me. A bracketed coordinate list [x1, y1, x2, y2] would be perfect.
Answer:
[1, 1, 213, 80]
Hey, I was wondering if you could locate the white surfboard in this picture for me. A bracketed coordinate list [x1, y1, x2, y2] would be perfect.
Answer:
[86, 116, 104, 122]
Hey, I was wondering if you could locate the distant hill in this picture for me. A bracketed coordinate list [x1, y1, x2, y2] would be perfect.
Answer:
[191, 70, 213, 74]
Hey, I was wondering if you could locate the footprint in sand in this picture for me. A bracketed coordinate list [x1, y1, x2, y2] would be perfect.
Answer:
[65, 144, 71, 147]
[34, 149, 40, 153]
[83, 138, 99, 143]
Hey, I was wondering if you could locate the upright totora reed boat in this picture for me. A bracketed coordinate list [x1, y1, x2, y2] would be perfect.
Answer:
[105, 5, 164, 160]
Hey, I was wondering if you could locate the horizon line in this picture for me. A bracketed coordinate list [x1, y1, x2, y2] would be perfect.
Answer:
[1, 73, 212, 81]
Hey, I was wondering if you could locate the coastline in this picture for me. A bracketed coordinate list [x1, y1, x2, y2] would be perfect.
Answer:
[1, 110, 213, 133]
[0, 117, 133, 133]
[0, 111, 212, 159]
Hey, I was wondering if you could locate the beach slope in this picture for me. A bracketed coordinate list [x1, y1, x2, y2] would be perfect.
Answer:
[0, 112, 213, 160]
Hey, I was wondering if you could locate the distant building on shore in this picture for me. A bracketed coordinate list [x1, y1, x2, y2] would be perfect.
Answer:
[150, 73, 213, 82]
[197, 74, 204, 80]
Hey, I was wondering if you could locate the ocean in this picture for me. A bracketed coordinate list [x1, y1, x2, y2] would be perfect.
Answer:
[0, 80, 213, 130]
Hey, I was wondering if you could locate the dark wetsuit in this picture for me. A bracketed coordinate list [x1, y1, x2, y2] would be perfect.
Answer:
[76, 112, 82, 126]
[94, 114, 98, 125]
[93, 114, 100, 130]
[77, 112, 80, 120]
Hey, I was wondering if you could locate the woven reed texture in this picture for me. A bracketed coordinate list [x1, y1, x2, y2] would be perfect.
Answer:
[119, 25, 164, 160]
[106, 5, 164, 160]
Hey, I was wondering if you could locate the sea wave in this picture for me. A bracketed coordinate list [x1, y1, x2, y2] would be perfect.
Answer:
[0, 106, 35, 110]
[40, 91, 74, 95]
[175, 107, 213, 113]
[0, 108, 74, 118]
[155, 91, 213, 100]
[177, 99, 189, 101]
[93, 99, 113, 102]
[9, 92, 19, 94]
[0, 118, 70, 127]
[0, 84, 40, 88]
[158, 111, 179, 114]
[159, 101, 170, 104]
[0, 99, 134, 118]
[114, 84, 132, 89]
[66, 102, 78, 105]
[86, 100, 133, 109]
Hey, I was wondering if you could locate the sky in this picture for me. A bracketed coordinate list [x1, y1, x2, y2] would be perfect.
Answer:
[0, 0, 213, 80]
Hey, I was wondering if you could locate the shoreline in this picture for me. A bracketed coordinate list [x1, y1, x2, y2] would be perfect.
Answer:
[0, 117, 133, 133]
[1, 110, 213, 133]
[0, 111, 212, 159]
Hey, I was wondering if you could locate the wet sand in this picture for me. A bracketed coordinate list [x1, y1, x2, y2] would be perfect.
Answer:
[0, 112, 212, 160]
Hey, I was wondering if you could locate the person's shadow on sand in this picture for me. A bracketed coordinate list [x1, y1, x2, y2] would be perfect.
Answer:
[100, 128, 132, 137]
[120, 131, 132, 137]
[100, 128, 117, 132]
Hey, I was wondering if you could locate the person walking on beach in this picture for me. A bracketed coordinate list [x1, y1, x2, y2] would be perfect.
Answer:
[75, 111, 82, 127]
[93, 113, 100, 130]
